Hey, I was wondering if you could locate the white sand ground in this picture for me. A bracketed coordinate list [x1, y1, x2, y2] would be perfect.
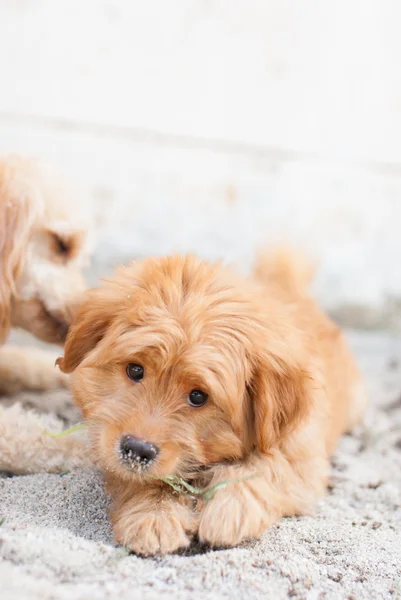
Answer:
[0, 330, 400, 600]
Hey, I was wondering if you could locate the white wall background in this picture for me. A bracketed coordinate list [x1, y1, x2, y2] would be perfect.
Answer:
[1, 0, 401, 326]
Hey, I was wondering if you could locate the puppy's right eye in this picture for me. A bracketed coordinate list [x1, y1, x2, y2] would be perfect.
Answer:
[126, 364, 144, 382]
[55, 235, 70, 256]
[188, 389, 208, 407]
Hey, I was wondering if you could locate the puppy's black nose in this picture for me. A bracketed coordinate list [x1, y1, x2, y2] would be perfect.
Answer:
[119, 435, 159, 465]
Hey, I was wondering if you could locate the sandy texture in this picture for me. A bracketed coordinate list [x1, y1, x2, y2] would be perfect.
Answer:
[0, 330, 400, 600]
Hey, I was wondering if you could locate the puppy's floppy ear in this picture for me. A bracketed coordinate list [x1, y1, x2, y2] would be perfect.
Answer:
[249, 326, 312, 454]
[56, 290, 114, 373]
[0, 157, 42, 342]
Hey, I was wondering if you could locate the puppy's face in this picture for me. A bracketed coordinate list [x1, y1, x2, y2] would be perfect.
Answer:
[0, 156, 93, 343]
[59, 256, 310, 481]
[11, 224, 89, 343]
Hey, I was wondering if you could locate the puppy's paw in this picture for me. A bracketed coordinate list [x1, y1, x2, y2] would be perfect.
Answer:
[35, 368, 70, 391]
[52, 370, 70, 389]
[113, 502, 195, 556]
[198, 482, 277, 548]
[0, 347, 70, 394]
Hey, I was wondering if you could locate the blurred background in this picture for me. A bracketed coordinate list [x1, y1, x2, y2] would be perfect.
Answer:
[0, 0, 400, 329]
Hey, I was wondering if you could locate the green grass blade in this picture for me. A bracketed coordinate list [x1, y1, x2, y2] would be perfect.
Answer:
[153, 472, 262, 501]
[45, 423, 87, 438]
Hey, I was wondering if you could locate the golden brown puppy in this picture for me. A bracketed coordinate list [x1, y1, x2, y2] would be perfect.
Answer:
[0, 154, 94, 475]
[0, 154, 93, 393]
[58, 251, 366, 555]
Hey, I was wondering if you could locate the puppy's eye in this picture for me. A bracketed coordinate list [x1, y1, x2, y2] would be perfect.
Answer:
[188, 389, 208, 407]
[55, 235, 70, 256]
[126, 364, 144, 382]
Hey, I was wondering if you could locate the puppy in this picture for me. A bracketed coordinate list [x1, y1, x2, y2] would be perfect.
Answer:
[0, 154, 93, 392]
[58, 251, 366, 555]
[0, 155, 93, 473]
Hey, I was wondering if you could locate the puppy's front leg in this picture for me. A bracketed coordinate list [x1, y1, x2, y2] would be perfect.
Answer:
[198, 452, 328, 548]
[198, 457, 280, 548]
[0, 346, 69, 395]
[107, 477, 197, 556]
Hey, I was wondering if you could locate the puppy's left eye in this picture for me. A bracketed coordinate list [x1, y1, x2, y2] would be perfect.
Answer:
[126, 364, 144, 382]
[55, 235, 70, 256]
[188, 389, 208, 407]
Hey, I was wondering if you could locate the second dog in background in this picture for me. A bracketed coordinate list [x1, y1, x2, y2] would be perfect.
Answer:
[0, 155, 94, 474]
[58, 248, 366, 555]
[0, 155, 93, 392]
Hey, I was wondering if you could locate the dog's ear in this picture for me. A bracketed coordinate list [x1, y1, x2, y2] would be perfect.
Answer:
[249, 324, 312, 454]
[56, 290, 115, 373]
[0, 157, 41, 342]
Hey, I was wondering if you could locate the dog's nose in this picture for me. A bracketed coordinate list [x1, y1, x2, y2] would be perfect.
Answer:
[119, 435, 159, 465]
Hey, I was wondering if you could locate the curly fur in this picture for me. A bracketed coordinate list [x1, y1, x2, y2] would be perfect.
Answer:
[0, 155, 93, 473]
[58, 250, 367, 555]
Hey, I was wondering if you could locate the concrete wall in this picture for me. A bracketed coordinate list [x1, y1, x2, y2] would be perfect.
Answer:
[1, 1, 400, 327]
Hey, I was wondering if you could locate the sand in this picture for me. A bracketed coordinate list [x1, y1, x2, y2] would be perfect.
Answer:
[0, 330, 400, 600]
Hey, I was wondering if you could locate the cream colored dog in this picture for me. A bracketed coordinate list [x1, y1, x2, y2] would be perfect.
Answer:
[0, 155, 93, 473]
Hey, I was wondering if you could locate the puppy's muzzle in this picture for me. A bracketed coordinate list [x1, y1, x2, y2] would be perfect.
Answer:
[119, 435, 159, 469]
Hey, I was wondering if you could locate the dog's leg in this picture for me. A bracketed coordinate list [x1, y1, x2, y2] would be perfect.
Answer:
[106, 476, 197, 555]
[0, 402, 92, 474]
[0, 346, 68, 395]
[198, 450, 329, 548]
